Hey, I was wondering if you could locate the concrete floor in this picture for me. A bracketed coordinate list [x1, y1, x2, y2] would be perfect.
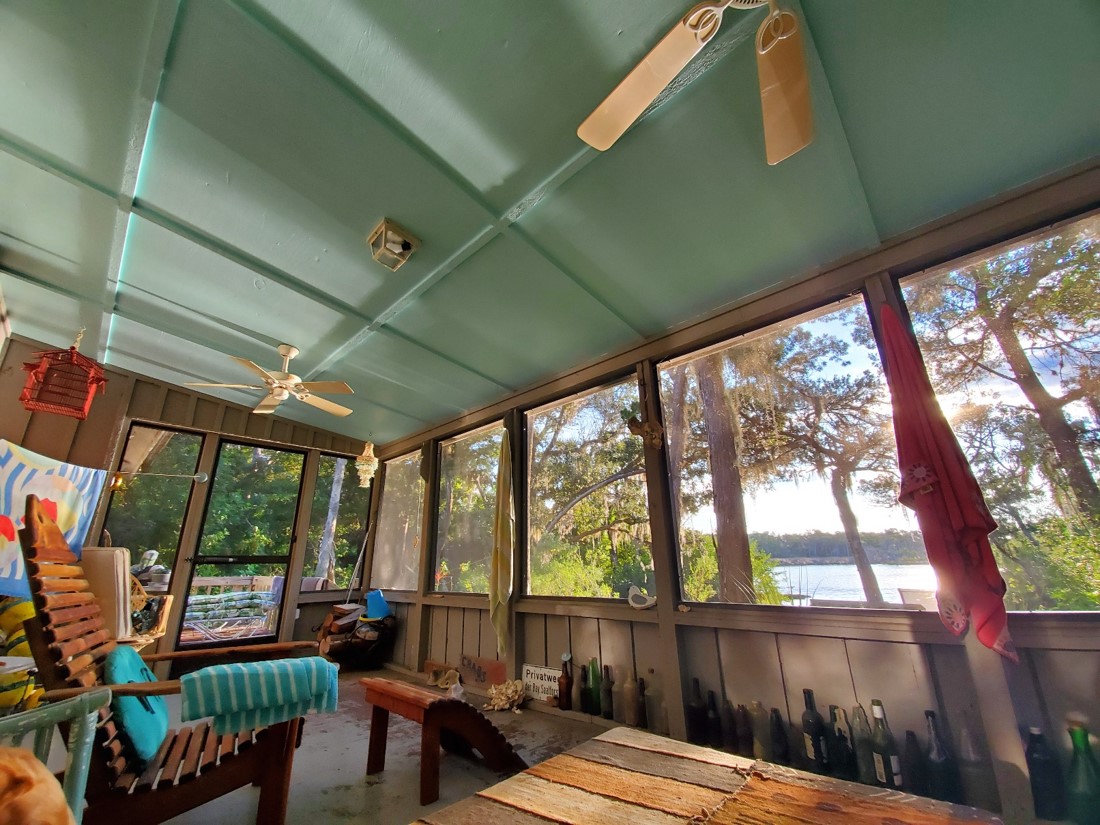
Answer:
[164, 670, 605, 825]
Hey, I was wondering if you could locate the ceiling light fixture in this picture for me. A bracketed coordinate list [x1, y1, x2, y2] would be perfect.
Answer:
[368, 219, 419, 271]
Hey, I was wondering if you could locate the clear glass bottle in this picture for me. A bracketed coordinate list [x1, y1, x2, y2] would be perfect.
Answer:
[621, 670, 638, 726]
[870, 699, 902, 789]
[924, 710, 962, 803]
[750, 700, 772, 761]
[851, 704, 876, 785]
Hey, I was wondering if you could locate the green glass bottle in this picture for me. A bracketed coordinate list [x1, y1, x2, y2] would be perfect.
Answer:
[1067, 716, 1100, 825]
[588, 658, 602, 717]
[870, 699, 902, 789]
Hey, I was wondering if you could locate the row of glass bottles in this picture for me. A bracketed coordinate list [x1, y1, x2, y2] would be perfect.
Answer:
[684, 681, 968, 802]
[557, 657, 670, 734]
[1025, 715, 1100, 824]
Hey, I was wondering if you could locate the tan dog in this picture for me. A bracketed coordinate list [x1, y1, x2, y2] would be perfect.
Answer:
[0, 746, 75, 825]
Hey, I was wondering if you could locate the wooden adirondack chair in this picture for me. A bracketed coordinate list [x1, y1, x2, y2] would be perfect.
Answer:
[17, 494, 317, 825]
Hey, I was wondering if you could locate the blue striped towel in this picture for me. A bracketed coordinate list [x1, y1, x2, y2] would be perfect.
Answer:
[180, 656, 338, 735]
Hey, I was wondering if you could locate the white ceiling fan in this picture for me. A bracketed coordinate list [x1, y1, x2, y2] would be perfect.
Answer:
[187, 343, 355, 417]
[577, 0, 813, 165]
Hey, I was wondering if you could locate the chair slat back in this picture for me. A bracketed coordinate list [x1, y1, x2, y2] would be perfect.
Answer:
[18, 495, 135, 794]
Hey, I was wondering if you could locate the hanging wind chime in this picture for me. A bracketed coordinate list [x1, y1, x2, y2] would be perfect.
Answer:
[19, 328, 107, 420]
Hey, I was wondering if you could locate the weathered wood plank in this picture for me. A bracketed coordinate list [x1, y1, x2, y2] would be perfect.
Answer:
[597, 619, 633, 685]
[544, 615, 570, 666]
[477, 771, 683, 825]
[846, 638, 937, 748]
[416, 795, 551, 825]
[429, 606, 449, 665]
[566, 739, 747, 793]
[462, 608, 482, 662]
[716, 629, 787, 715]
[596, 727, 755, 771]
[526, 753, 728, 817]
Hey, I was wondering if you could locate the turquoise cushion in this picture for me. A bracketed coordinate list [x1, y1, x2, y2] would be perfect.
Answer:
[104, 646, 168, 765]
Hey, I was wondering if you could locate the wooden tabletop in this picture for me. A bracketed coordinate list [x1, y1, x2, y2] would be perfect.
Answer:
[415, 727, 1003, 825]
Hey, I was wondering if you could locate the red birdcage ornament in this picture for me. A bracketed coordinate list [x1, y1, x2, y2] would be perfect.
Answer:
[20, 330, 107, 420]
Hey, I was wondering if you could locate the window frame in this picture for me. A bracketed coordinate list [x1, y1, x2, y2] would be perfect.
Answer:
[367, 447, 428, 593]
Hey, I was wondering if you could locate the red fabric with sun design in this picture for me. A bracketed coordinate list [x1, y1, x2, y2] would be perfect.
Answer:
[880, 305, 1016, 663]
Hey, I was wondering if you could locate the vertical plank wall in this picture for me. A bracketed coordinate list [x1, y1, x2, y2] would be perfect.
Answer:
[0, 336, 358, 468]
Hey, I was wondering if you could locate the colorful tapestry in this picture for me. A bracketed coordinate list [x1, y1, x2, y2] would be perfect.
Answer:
[0, 440, 107, 597]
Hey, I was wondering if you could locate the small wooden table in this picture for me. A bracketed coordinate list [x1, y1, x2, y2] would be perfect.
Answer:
[360, 677, 526, 805]
[416, 727, 1003, 824]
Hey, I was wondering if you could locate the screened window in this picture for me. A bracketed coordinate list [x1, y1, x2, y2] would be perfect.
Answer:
[102, 424, 202, 572]
[302, 454, 370, 593]
[433, 423, 504, 593]
[659, 299, 930, 608]
[901, 213, 1099, 611]
[370, 451, 425, 590]
[527, 379, 653, 598]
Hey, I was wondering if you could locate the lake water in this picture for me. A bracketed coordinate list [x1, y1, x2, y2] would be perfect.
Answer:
[772, 563, 938, 606]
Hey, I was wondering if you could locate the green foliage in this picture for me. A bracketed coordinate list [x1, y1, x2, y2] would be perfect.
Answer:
[528, 539, 613, 598]
[680, 530, 787, 605]
[995, 517, 1100, 610]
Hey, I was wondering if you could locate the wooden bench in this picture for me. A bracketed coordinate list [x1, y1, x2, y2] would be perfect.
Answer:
[360, 676, 526, 805]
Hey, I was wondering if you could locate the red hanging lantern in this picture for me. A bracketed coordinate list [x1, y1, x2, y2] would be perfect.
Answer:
[20, 334, 107, 420]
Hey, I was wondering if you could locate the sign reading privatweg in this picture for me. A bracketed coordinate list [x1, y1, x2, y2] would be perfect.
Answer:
[521, 663, 560, 702]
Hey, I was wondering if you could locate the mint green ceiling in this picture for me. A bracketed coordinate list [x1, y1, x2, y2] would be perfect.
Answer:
[1, 0, 1097, 445]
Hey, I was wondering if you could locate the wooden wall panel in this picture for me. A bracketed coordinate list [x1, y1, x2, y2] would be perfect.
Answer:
[191, 398, 221, 432]
[220, 407, 247, 437]
[0, 339, 35, 444]
[161, 390, 193, 426]
[522, 614, 546, 668]
[569, 617, 600, 677]
[545, 615, 570, 667]
[480, 609, 499, 660]
[428, 605, 448, 665]
[67, 372, 134, 468]
[444, 607, 464, 666]
[245, 412, 270, 440]
[717, 629, 787, 716]
[128, 380, 166, 420]
[846, 639, 937, 743]
[270, 419, 294, 445]
[462, 608, 481, 660]
[1029, 647, 1100, 755]
[21, 410, 79, 461]
[598, 619, 633, 685]
[775, 634, 856, 768]
[630, 622, 662, 687]
[679, 626, 722, 705]
[391, 602, 409, 667]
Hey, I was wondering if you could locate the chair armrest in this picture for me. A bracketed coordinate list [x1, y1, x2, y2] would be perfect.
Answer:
[44, 680, 182, 702]
[140, 640, 318, 663]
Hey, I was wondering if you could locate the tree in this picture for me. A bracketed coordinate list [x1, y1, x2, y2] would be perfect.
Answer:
[906, 218, 1100, 518]
[313, 457, 346, 581]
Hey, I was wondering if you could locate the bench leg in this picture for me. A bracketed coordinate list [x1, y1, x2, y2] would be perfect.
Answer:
[366, 705, 389, 775]
[420, 721, 441, 805]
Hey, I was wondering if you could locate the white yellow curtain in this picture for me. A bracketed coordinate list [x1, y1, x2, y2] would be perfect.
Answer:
[488, 430, 513, 657]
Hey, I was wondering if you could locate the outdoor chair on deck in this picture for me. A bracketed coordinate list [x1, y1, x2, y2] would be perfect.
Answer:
[17, 495, 317, 825]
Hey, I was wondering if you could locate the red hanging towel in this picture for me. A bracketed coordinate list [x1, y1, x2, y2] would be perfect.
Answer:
[879, 304, 1017, 663]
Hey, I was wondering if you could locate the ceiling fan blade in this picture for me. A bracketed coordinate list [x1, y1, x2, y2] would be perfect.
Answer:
[578, 2, 727, 151]
[756, 7, 813, 164]
[252, 394, 282, 415]
[185, 383, 264, 390]
[296, 393, 353, 417]
[296, 380, 354, 395]
[231, 356, 277, 383]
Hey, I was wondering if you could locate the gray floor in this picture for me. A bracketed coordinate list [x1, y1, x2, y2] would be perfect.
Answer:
[163, 670, 604, 825]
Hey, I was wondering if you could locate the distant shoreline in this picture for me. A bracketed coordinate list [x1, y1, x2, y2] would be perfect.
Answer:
[771, 557, 929, 566]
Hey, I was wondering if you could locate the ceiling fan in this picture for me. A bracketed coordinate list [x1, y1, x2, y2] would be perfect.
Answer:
[577, 0, 812, 164]
[187, 343, 355, 417]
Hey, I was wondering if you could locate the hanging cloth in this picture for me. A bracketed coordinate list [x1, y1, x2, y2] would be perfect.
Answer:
[878, 305, 1017, 662]
[0, 440, 107, 597]
[488, 429, 514, 658]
